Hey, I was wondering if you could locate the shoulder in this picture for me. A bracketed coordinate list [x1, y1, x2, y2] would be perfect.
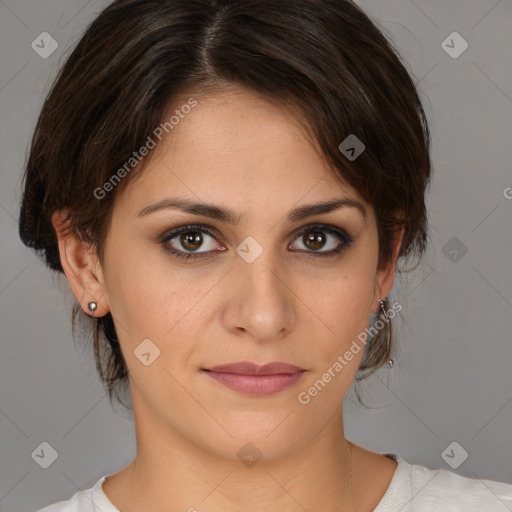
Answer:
[376, 454, 512, 511]
[31, 475, 115, 512]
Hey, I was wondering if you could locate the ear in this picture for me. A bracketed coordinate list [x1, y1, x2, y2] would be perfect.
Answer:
[373, 227, 404, 312]
[51, 209, 109, 317]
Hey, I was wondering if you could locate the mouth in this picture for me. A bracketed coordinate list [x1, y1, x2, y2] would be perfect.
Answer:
[201, 361, 306, 396]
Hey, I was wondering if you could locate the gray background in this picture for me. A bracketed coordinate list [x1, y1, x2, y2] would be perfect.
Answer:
[1, 0, 511, 510]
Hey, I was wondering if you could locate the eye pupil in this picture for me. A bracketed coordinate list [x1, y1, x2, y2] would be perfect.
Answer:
[181, 231, 203, 250]
[304, 231, 326, 250]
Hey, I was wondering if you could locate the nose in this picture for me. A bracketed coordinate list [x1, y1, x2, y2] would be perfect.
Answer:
[222, 242, 297, 342]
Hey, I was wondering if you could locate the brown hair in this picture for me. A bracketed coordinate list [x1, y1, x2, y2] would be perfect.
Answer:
[19, 0, 432, 409]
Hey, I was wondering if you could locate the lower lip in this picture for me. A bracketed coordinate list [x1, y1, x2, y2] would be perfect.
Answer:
[203, 370, 306, 395]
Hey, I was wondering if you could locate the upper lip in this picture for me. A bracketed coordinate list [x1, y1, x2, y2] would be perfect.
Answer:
[204, 362, 305, 375]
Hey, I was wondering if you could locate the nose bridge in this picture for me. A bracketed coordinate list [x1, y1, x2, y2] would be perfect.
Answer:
[235, 233, 283, 294]
[229, 233, 294, 337]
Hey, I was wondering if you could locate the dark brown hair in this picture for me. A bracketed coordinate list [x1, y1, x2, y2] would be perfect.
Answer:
[19, 0, 432, 409]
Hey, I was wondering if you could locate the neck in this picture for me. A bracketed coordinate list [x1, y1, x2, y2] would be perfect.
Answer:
[106, 398, 356, 512]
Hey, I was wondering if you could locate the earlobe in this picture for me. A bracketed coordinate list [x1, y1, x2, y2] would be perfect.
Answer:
[51, 209, 109, 317]
[373, 227, 405, 311]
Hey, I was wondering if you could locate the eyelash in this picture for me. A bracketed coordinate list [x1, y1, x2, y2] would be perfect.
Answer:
[160, 223, 355, 261]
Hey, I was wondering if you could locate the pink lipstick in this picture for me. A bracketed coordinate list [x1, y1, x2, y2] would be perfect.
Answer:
[202, 361, 306, 396]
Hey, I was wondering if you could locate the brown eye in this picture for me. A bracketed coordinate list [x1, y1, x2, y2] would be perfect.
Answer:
[161, 225, 223, 260]
[179, 231, 204, 251]
[303, 230, 327, 251]
[160, 223, 354, 262]
[290, 225, 354, 256]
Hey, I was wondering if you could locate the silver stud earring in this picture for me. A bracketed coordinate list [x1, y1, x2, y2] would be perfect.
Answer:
[88, 302, 97, 317]
[379, 298, 394, 368]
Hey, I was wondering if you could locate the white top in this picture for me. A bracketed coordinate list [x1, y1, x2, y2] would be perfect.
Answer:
[33, 454, 512, 512]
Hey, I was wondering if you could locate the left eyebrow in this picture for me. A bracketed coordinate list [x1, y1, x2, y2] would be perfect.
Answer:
[137, 197, 367, 224]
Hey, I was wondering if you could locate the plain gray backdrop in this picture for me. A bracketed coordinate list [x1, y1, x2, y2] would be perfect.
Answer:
[1, 1, 511, 510]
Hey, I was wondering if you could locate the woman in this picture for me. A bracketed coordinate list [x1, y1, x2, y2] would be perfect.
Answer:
[19, 0, 512, 510]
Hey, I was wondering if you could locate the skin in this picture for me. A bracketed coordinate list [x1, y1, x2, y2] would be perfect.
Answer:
[52, 85, 403, 512]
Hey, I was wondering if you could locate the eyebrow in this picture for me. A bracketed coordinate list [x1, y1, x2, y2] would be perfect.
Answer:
[137, 196, 367, 224]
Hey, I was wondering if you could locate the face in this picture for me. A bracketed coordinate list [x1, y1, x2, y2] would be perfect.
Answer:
[55, 86, 399, 462]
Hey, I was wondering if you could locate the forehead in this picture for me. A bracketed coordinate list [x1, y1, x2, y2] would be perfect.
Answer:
[116, 87, 369, 218]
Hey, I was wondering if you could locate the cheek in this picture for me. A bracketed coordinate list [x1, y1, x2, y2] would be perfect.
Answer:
[306, 278, 374, 360]
[307, 253, 376, 327]
[105, 247, 216, 360]
[293, 250, 377, 374]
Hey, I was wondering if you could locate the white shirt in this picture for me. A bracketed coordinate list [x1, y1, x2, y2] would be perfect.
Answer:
[33, 453, 512, 511]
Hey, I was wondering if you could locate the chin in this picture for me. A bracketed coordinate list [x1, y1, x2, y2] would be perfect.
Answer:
[197, 415, 313, 464]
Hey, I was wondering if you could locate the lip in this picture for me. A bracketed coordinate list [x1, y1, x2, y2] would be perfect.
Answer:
[202, 361, 306, 396]
[206, 361, 305, 375]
